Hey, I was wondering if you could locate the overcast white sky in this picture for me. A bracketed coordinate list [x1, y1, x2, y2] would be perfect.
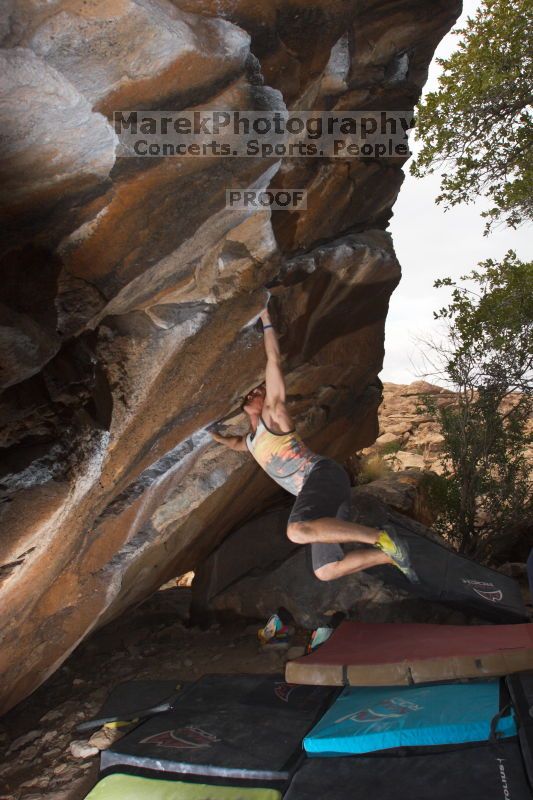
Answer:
[382, 0, 532, 384]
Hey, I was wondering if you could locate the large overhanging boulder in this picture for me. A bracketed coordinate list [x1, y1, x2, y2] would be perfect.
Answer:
[0, 0, 461, 713]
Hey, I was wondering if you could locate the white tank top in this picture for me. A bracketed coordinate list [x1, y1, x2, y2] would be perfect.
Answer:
[246, 417, 322, 495]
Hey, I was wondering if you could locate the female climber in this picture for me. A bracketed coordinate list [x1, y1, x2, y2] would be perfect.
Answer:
[211, 306, 418, 583]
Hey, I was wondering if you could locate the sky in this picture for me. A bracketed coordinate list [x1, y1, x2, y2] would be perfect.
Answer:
[381, 0, 532, 384]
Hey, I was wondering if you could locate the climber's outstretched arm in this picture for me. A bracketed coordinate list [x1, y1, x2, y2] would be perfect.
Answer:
[260, 309, 285, 404]
[260, 309, 293, 431]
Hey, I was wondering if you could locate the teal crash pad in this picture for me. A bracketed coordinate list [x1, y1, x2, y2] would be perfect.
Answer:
[303, 680, 516, 755]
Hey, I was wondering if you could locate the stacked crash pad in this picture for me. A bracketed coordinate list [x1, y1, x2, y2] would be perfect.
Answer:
[100, 674, 336, 781]
[303, 680, 516, 755]
[85, 774, 282, 800]
[87, 742, 533, 800]
[83, 672, 533, 800]
[285, 620, 533, 686]
[284, 740, 532, 800]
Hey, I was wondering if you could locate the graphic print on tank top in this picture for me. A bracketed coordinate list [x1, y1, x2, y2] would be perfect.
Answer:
[246, 417, 322, 495]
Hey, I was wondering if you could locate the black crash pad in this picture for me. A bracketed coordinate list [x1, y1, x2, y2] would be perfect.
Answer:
[79, 680, 185, 731]
[284, 740, 531, 800]
[507, 671, 533, 790]
[101, 674, 336, 782]
[371, 517, 527, 623]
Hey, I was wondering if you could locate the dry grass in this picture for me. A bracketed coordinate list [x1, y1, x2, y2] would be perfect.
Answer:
[357, 453, 392, 484]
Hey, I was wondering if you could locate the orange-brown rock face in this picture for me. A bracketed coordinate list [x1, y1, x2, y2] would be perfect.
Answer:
[0, 0, 461, 712]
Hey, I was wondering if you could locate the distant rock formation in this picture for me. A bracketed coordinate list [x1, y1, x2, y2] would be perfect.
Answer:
[0, 0, 461, 712]
[363, 381, 533, 474]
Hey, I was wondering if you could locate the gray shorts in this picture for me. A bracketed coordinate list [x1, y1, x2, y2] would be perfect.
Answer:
[288, 458, 351, 572]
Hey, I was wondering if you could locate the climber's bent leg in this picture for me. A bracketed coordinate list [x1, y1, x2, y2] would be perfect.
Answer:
[288, 458, 417, 582]
[289, 459, 389, 581]
[314, 548, 393, 581]
[300, 518, 417, 582]
[288, 516, 381, 545]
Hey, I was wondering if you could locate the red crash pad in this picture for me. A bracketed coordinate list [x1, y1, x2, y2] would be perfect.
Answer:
[285, 621, 533, 686]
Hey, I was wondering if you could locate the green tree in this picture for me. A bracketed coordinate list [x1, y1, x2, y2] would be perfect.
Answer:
[420, 251, 533, 561]
[411, 0, 533, 231]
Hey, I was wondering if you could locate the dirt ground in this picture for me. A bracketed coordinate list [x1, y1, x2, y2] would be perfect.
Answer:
[0, 587, 306, 800]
